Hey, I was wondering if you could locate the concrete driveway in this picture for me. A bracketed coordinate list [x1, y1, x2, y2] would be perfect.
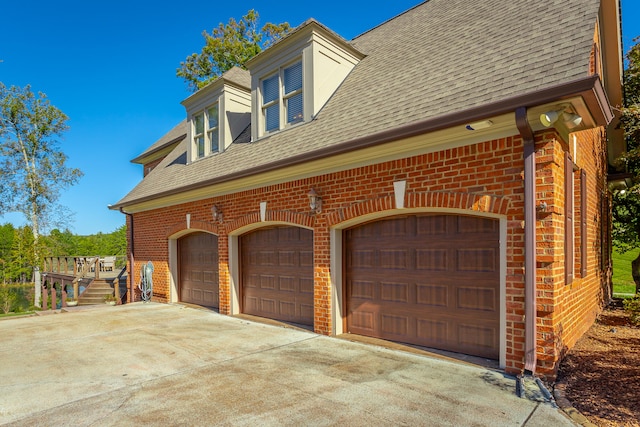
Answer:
[0, 303, 576, 426]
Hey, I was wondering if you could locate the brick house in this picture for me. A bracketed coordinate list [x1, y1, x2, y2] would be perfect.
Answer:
[111, 0, 624, 378]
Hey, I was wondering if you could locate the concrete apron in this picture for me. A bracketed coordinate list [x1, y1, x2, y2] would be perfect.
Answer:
[0, 303, 576, 426]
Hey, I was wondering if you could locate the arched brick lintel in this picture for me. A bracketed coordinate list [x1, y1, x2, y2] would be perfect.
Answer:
[327, 192, 510, 226]
[166, 219, 219, 239]
[226, 210, 315, 234]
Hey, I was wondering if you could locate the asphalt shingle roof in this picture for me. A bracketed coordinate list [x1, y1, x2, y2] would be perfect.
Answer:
[114, 0, 601, 208]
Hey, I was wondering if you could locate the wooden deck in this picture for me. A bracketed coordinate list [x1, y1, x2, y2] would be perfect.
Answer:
[41, 256, 128, 307]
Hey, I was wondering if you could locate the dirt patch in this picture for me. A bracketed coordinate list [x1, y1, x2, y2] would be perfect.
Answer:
[557, 302, 640, 427]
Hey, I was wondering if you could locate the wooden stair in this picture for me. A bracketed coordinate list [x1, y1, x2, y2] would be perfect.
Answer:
[78, 279, 114, 306]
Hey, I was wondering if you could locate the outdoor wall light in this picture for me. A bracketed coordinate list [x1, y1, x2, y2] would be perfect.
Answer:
[211, 205, 223, 223]
[540, 109, 583, 129]
[308, 188, 322, 214]
[540, 110, 562, 127]
[465, 120, 493, 131]
[562, 112, 583, 129]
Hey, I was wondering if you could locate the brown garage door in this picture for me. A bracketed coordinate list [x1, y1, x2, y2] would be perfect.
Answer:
[345, 214, 500, 359]
[179, 232, 219, 308]
[241, 226, 314, 326]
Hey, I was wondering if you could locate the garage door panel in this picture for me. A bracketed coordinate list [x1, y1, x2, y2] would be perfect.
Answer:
[457, 287, 497, 312]
[241, 226, 314, 326]
[416, 284, 448, 306]
[349, 280, 375, 299]
[456, 249, 497, 272]
[416, 249, 448, 270]
[346, 214, 499, 359]
[416, 318, 448, 343]
[379, 249, 409, 269]
[300, 277, 314, 294]
[278, 276, 296, 292]
[300, 251, 313, 266]
[179, 232, 219, 308]
[381, 282, 411, 303]
[416, 215, 448, 235]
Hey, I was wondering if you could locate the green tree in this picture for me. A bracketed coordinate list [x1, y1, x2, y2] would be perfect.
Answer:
[0, 223, 15, 284]
[0, 84, 83, 265]
[613, 37, 640, 294]
[9, 226, 35, 283]
[177, 9, 290, 92]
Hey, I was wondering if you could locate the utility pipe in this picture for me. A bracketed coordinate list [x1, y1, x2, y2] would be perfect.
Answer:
[515, 107, 537, 374]
[120, 207, 135, 303]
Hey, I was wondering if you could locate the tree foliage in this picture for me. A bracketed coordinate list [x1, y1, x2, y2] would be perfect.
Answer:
[0, 83, 83, 263]
[612, 37, 640, 294]
[0, 223, 126, 283]
[177, 10, 290, 92]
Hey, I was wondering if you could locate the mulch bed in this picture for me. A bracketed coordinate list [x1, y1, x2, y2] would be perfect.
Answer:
[556, 302, 640, 427]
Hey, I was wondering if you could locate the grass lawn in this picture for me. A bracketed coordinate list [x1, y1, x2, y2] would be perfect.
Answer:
[612, 249, 638, 295]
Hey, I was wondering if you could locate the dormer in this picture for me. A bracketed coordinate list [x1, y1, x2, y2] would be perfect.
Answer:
[181, 67, 252, 164]
[245, 19, 365, 141]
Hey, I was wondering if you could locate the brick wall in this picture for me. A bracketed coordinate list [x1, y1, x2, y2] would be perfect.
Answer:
[127, 128, 609, 379]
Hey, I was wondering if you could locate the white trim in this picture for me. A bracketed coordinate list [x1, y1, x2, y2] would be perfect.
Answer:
[229, 234, 240, 315]
[228, 221, 315, 317]
[330, 207, 507, 368]
[166, 228, 219, 307]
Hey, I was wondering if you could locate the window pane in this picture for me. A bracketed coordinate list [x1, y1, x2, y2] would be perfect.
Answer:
[194, 113, 204, 134]
[284, 62, 302, 94]
[265, 103, 279, 132]
[196, 136, 204, 158]
[207, 105, 218, 129]
[287, 93, 303, 124]
[209, 129, 219, 153]
[262, 75, 279, 104]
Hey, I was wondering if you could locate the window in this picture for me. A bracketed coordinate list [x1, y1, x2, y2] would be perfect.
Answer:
[261, 61, 303, 133]
[194, 112, 205, 158]
[207, 105, 219, 153]
[193, 102, 220, 160]
[565, 153, 586, 284]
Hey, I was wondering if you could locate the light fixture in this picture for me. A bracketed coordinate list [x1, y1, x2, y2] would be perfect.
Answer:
[308, 188, 322, 214]
[540, 109, 583, 129]
[562, 112, 583, 129]
[536, 201, 548, 212]
[540, 110, 562, 127]
[465, 120, 493, 131]
[211, 205, 223, 223]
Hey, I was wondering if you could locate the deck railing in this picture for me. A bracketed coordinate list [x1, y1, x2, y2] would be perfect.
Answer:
[41, 256, 127, 308]
[43, 256, 127, 277]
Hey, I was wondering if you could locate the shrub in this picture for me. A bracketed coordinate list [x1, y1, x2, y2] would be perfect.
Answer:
[0, 283, 32, 314]
[624, 297, 640, 325]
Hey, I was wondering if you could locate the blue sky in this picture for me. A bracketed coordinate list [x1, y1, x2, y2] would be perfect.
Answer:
[1, 0, 638, 236]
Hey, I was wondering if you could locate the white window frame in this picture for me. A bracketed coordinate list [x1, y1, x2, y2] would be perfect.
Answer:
[192, 101, 220, 160]
[193, 112, 205, 159]
[260, 59, 303, 134]
[207, 104, 220, 154]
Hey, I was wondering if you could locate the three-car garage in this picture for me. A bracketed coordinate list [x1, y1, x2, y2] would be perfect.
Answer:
[177, 213, 500, 361]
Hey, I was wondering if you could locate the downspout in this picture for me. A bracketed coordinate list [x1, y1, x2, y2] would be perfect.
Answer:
[120, 207, 135, 304]
[515, 107, 537, 375]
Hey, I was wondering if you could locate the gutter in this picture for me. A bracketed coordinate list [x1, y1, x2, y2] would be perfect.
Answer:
[111, 75, 612, 212]
[120, 207, 135, 303]
[515, 107, 537, 375]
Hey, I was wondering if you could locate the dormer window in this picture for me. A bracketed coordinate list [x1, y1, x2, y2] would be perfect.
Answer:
[261, 60, 303, 133]
[193, 102, 220, 159]
[207, 104, 219, 153]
